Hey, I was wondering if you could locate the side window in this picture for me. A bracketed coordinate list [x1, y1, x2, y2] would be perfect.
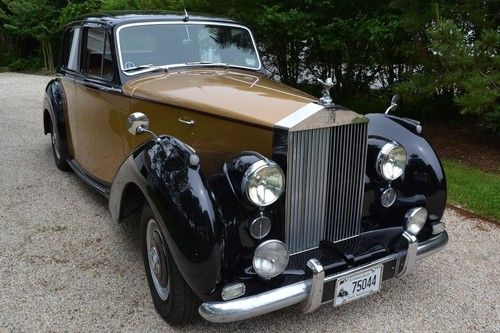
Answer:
[62, 28, 81, 71]
[82, 27, 113, 80]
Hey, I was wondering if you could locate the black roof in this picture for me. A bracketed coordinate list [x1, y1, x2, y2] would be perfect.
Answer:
[76, 11, 240, 27]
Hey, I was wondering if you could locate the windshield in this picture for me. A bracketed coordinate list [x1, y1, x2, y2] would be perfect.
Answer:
[117, 23, 261, 73]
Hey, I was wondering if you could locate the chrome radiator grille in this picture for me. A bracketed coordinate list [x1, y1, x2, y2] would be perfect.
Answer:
[285, 122, 368, 253]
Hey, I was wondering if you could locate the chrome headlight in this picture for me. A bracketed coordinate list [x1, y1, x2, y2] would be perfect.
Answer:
[376, 142, 407, 181]
[243, 160, 285, 207]
[253, 240, 289, 279]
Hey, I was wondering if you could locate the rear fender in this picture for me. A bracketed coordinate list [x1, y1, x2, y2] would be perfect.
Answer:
[43, 79, 69, 157]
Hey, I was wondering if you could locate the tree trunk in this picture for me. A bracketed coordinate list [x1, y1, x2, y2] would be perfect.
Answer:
[47, 42, 54, 72]
[41, 41, 48, 71]
[40, 40, 54, 72]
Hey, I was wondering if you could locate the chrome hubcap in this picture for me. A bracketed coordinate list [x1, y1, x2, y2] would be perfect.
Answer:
[150, 247, 161, 276]
[146, 218, 170, 301]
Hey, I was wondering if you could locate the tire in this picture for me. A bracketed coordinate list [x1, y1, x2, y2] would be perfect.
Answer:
[50, 116, 70, 171]
[140, 204, 200, 325]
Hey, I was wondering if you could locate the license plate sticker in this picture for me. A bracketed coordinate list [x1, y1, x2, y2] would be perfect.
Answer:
[334, 265, 383, 307]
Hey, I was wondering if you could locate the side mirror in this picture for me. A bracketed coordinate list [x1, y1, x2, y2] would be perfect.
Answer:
[127, 112, 150, 135]
[385, 95, 400, 114]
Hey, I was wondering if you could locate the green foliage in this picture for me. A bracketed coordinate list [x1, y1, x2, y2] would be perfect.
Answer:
[7, 56, 43, 71]
[256, 5, 313, 85]
[0, 0, 67, 70]
[100, 0, 204, 11]
[443, 159, 500, 222]
[485, 105, 500, 132]
[1, 0, 61, 40]
[428, 19, 499, 125]
[59, 0, 103, 25]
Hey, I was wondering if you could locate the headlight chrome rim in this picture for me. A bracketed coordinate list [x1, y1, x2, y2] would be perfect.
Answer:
[252, 239, 289, 279]
[242, 160, 285, 207]
[376, 142, 408, 181]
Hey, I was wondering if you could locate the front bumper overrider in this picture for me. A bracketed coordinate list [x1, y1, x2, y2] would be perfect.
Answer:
[199, 229, 449, 323]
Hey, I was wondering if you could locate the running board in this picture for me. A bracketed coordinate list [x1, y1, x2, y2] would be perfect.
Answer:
[67, 159, 110, 198]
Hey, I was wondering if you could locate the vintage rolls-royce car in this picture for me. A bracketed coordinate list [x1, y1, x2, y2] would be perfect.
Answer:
[43, 12, 448, 325]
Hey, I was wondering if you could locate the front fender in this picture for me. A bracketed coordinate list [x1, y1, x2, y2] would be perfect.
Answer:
[109, 136, 225, 301]
[364, 113, 447, 227]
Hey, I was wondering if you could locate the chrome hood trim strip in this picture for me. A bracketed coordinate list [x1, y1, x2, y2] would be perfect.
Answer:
[275, 102, 324, 129]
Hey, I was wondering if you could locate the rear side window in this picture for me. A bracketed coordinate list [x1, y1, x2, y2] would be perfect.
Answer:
[82, 28, 113, 80]
[62, 28, 81, 71]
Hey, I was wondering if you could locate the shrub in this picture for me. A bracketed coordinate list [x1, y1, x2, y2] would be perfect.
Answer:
[8, 56, 43, 71]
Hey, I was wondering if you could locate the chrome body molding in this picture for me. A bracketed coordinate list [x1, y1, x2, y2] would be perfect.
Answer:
[198, 230, 449, 323]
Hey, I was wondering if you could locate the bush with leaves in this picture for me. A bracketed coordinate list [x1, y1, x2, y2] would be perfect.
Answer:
[397, 17, 499, 130]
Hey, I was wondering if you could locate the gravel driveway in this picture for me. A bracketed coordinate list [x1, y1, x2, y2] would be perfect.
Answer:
[0, 72, 498, 332]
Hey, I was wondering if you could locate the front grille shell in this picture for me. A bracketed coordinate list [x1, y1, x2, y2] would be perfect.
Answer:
[281, 108, 368, 254]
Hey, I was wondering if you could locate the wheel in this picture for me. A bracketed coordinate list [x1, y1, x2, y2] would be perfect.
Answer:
[140, 205, 200, 325]
[50, 116, 70, 171]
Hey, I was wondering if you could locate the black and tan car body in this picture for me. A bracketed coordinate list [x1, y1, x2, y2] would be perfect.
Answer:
[43, 12, 448, 323]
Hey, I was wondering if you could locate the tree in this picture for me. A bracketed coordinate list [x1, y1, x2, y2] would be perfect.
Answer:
[394, 1, 499, 129]
[428, 18, 499, 130]
[1, 0, 66, 71]
[59, 0, 102, 26]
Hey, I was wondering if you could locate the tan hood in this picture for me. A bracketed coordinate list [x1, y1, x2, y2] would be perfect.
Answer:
[122, 69, 316, 128]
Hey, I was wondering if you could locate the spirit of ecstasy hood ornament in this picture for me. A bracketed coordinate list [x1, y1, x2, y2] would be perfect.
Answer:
[317, 77, 334, 107]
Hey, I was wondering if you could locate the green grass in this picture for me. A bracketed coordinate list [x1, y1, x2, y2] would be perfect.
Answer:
[443, 159, 500, 222]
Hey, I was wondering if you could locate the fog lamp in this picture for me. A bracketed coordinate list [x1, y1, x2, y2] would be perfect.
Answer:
[253, 240, 289, 279]
[221, 282, 246, 300]
[405, 207, 428, 235]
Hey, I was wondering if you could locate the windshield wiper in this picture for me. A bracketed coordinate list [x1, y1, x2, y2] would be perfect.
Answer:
[123, 64, 167, 73]
[185, 61, 230, 68]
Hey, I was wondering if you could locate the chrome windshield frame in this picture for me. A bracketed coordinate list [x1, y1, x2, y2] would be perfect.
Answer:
[115, 21, 263, 76]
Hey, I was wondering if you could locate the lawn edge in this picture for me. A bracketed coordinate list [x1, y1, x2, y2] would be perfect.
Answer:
[446, 204, 499, 226]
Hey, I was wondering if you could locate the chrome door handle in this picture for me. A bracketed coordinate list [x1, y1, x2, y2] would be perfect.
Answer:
[178, 118, 195, 126]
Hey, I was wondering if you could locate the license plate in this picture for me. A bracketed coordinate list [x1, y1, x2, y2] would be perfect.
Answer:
[334, 265, 383, 307]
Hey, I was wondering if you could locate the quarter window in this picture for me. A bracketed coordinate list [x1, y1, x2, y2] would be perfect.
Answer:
[82, 28, 113, 80]
[62, 28, 81, 71]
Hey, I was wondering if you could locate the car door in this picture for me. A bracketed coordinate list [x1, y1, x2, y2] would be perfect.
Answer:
[73, 25, 130, 183]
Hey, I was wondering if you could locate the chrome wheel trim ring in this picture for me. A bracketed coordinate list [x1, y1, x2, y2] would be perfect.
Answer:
[146, 218, 170, 301]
